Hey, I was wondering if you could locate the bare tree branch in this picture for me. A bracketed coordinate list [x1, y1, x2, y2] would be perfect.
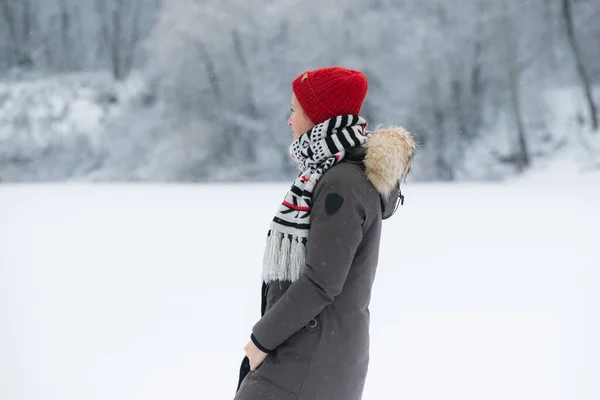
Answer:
[123, 0, 143, 76]
[58, 0, 71, 68]
[561, 0, 598, 131]
[192, 38, 222, 104]
[93, 0, 110, 65]
[110, 0, 123, 79]
[0, 0, 16, 41]
[498, 0, 531, 172]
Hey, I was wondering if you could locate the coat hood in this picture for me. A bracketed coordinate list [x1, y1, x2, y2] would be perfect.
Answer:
[364, 126, 416, 196]
[358, 126, 416, 218]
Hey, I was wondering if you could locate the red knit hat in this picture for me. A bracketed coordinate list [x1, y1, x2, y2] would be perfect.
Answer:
[292, 66, 368, 125]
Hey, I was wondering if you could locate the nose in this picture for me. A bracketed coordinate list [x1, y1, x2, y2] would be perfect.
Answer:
[287, 114, 292, 126]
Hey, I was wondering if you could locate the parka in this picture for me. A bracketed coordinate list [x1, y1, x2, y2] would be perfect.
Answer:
[234, 127, 416, 400]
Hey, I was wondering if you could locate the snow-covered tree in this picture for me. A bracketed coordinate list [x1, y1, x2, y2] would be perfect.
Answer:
[1, 0, 599, 182]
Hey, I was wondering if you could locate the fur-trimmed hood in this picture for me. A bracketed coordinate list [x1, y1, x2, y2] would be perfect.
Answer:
[364, 126, 416, 197]
[344, 126, 416, 217]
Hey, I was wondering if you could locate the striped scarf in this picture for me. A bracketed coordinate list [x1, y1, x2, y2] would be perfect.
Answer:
[262, 115, 369, 283]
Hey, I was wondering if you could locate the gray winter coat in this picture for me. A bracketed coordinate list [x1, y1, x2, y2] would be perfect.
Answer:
[234, 127, 415, 400]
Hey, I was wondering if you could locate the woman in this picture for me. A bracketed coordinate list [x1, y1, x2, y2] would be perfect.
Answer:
[234, 66, 416, 400]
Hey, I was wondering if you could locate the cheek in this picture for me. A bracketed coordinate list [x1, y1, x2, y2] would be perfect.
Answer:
[291, 115, 300, 130]
[300, 116, 313, 133]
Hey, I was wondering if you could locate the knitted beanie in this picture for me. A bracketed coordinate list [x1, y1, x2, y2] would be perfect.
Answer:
[292, 66, 368, 125]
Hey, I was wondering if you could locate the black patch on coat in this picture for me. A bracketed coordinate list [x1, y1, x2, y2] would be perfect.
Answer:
[325, 193, 345, 215]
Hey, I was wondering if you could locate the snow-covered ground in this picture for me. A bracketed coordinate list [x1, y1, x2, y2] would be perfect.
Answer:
[1, 178, 599, 400]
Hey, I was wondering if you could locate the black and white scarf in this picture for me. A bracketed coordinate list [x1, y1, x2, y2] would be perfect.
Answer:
[262, 115, 369, 283]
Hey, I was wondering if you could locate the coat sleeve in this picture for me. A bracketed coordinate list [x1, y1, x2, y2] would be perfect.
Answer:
[251, 170, 369, 352]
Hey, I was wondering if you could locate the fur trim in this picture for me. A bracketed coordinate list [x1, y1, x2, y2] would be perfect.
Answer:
[364, 126, 416, 198]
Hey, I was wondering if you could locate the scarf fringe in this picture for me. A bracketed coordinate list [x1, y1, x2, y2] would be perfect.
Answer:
[290, 237, 305, 280]
[280, 235, 291, 272]
[262, 230, 306, 282]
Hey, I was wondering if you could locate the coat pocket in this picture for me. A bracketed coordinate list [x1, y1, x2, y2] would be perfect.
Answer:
[254, 316, 321, 395]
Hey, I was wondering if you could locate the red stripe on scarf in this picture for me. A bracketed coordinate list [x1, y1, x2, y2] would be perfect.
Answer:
[283, 201, 311, 211]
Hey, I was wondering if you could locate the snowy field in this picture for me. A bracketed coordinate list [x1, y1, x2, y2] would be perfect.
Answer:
[1, 178, 599, 400]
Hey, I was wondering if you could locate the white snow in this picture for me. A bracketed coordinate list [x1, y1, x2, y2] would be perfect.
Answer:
[1, 179, 599, 400]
